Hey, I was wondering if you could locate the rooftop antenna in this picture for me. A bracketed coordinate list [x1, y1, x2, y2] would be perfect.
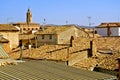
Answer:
[88, 16, 91, 27]
[66, 20, 68, 25]
[88, 16, 95, 26]
[88, 16, 95, 37]
[42, 18, 46, 31]
[43, 18, 46, 25]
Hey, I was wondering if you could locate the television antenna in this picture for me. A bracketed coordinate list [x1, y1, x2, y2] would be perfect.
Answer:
[66, 20, 68, 25]
[88, 16, 91, 27]
[88, 16, 95, 27]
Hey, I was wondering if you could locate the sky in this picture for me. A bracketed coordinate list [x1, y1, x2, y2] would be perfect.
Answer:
[0, 0, 120, 26]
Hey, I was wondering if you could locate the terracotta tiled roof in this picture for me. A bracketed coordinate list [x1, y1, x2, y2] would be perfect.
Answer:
[96, 22, 120, 28]
[0, 24, 19, 31]
[36, 25, 74, 35]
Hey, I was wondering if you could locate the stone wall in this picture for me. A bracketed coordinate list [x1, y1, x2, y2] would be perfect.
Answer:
[58, 27, 76, 44]
[58, 27, 89, 44]
[67, 37, 92, 65]
[69, 49, 88, 66]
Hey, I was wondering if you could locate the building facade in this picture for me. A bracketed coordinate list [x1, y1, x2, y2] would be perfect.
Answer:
[96, 22, 120, 36]
[35, 25, 89, 46]
[0, 24, 19, 50]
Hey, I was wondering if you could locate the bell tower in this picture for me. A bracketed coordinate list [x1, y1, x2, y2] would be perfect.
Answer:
[26, 8, 32, 23]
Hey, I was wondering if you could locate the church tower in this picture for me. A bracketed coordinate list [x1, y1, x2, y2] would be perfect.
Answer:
[26, 8, 32, 23]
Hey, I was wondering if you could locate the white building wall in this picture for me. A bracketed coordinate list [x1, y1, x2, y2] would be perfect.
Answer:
[96, 28, 107, 36]
[110, 28, 119, 36]
[119, 28, 120, 36]
[96, 27, 120, 36]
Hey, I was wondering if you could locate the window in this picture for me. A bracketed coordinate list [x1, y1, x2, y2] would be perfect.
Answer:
[23, 28, 26, 30]
[49, 35, 52, 39]
[42, 35, 44, 39]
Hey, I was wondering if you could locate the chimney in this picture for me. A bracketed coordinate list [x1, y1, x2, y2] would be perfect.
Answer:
[107, 24, 111, 37]
[117, 58, 120, 79]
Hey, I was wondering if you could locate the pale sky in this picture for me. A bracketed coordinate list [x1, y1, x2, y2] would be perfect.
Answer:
[0, 0, 120, 26]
